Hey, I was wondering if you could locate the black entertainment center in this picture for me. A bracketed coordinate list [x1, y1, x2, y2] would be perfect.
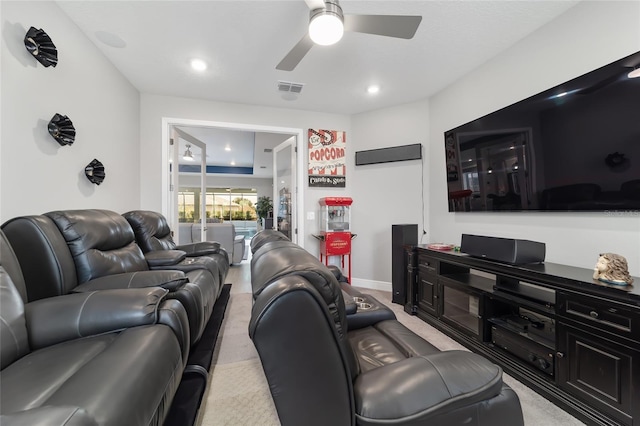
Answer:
[403, 245, 639, 426]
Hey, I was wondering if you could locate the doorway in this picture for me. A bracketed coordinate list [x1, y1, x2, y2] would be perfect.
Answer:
[161, 118, 305, 247]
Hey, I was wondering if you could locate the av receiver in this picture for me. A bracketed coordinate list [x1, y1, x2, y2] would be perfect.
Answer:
[491, 324, 555, 376]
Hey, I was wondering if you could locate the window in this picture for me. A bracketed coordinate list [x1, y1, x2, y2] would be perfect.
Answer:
[177, 187, 258, 237]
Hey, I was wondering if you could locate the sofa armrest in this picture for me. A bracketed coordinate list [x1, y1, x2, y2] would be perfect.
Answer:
[342, 290, 357, 315]
[353, 351, 503, 423]
[144, 249, 187, 266]
[73, 271, 188, 293]
[176, 241, 222, 257]
[26, 287, 169, 349]
[346, 294, 396, 330]
[0, 405, 97, 426]
[158, 298, 190, 365]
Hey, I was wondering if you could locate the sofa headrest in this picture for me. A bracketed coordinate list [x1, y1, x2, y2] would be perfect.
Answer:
[45, 209, 148, 283]
[1, 215, 79, 301]
[0, 230, 27, 302]
[250, 229, 290, 254]
[250, 239, 348, 339]
[123, 210, 176, 252]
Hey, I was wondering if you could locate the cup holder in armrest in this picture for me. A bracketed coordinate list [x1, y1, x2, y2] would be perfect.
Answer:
[346, 294, 397, 330]
[353, 296, 372, 310]
[356, 302, 372, 310]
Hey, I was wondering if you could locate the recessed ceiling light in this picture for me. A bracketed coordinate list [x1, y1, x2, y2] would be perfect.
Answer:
[190, 58, 207, 72]
[225, 145, 231, 151]
[230, 161, 236, 166]
[367, 85, 380, 94]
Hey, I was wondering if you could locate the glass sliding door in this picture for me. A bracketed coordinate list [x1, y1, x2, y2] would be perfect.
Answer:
[170, 126, 206, 244]
[273, 137, 296, 242]
[189, 188, 259, 239]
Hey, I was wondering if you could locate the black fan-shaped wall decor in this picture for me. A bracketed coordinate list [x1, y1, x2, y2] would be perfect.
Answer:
[24, 27, 58, 67]
[85, 159, 105, 185]
[48, 113, 75, 146]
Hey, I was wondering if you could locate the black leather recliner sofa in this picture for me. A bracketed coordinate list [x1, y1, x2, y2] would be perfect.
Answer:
[249, 233, 524, 426]
[0, 230, 189, 426]
[123, 210, 230, 287]
[1, 209, 221, 347]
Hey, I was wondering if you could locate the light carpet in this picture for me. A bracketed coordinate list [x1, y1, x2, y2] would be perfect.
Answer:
[198, 281, 586, 426]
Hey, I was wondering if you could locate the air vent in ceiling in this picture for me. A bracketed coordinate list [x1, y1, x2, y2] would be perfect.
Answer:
[277, 80, 304, 94]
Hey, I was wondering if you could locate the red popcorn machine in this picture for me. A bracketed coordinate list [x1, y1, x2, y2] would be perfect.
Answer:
[314, 197, 355, 283]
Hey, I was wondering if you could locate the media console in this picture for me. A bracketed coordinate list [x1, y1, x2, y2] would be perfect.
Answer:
[404, 245, 640, 426]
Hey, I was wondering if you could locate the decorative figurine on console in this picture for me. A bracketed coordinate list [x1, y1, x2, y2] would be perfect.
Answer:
[593, 253, 634, 286]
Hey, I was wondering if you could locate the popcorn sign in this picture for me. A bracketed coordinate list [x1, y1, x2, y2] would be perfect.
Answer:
[308, 129, 346, 188]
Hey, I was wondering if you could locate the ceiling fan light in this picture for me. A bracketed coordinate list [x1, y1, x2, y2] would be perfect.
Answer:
[309, 11, 344, 46]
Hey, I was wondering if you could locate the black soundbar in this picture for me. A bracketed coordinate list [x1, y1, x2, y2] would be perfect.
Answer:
[355, 143, 422, 166]
[461, 234, 545, 264]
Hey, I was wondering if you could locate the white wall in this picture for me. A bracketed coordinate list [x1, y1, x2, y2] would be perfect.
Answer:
[0, 1, 140, 222]
[139, 94, 351, 253]
[428, 1, 640, 276]
[350, 100, 429, 289]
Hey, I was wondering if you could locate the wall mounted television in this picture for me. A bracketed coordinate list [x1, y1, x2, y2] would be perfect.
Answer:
[444, 51, 640, 213]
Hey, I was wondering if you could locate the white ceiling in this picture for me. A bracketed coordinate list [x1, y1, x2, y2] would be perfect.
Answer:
[56, 0, 581, 175]
[174, 126, 292, 178]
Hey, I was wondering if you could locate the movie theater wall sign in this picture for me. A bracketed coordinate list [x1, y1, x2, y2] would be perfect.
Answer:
[308, 129, 346, 188]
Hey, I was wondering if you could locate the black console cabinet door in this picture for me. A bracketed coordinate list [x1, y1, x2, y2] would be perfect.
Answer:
[417, 255, 439, 317]
[557, 322, 638, 426]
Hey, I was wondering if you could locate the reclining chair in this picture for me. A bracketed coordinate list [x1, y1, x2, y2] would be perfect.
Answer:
[194, 222, 246, 265]
[2, 209, 220, 347]
[249, 239, 524, 426]
[123, 210, 229, 285]
[0, 230, 189, 426]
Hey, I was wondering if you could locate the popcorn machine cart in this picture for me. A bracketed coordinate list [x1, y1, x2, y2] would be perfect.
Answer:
[313, 197, 356, 283]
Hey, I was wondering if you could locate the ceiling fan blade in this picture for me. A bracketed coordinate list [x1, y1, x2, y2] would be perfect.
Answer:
[344, 14, 422, 39]
[304, 0, 326, 11]
[276, 33, 314, 71]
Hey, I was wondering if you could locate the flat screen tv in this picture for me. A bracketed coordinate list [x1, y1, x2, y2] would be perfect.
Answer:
[444, 51, 640, 212]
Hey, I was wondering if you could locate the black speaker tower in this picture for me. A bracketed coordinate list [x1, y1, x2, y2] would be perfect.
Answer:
[391, 224, 418, 305]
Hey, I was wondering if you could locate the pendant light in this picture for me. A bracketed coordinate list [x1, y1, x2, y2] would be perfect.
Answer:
[183, 144, 194, 161]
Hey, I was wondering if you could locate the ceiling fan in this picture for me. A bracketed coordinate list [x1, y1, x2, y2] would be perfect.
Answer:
[276, 0, 422, 71]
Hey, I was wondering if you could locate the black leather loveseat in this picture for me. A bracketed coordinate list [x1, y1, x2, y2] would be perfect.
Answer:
[249, 231, 524, 426]
[0, 230, 189, 426]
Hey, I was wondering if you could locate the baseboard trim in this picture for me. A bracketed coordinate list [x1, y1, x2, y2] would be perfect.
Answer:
[350, 278, 392, 292]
